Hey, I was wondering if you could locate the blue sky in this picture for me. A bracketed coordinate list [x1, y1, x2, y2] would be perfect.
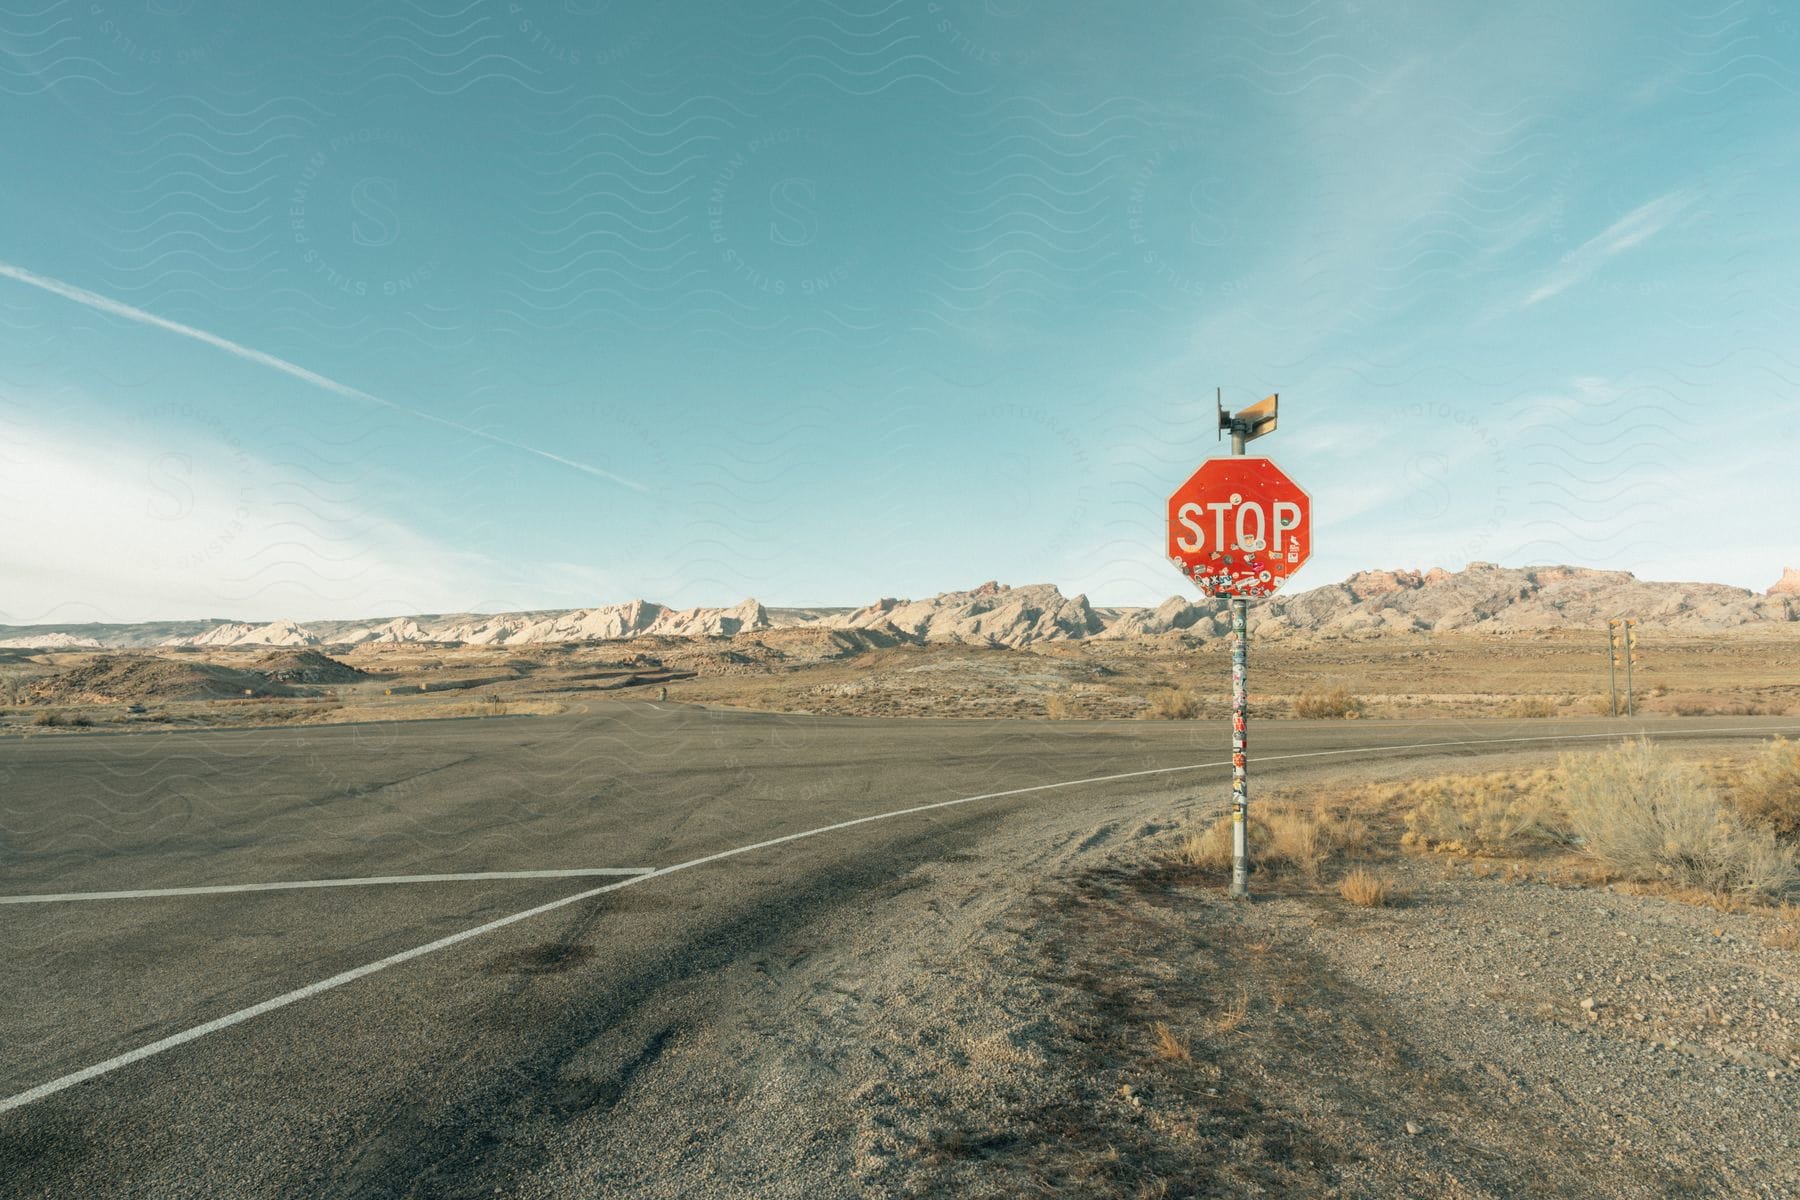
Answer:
[2, 0, 1796, 623]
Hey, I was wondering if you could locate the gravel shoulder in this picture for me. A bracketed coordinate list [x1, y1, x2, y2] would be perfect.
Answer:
[536, 747, 1799, 1199]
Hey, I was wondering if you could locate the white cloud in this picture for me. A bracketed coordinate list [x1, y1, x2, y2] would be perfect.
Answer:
[1518, 190, 1696, 309]
[0, 261, 645, 492]
[0, 420, 507, 624]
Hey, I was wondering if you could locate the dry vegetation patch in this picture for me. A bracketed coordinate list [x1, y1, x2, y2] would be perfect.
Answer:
[1399, 768, 1566, 857]
[1730, 736, 1800, 839]
[1292, 684, 1363, 719]
[1172, 739, 1799, 915]
[1563, 741, 1796, 901]
[1140, 687, 1203, 720]
[1171, 802, 1372, 880]
[1338, 868, 1390, 907]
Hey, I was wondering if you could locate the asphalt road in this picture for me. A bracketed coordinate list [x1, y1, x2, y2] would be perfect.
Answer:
[1, 706, 1794, 1197]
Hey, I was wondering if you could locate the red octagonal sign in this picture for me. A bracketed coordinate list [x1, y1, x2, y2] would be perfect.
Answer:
[1167, 457, 1311, 599]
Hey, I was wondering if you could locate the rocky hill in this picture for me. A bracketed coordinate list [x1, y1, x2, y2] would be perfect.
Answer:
[835, 582, 1103, 648]
[1111, 563, 1797, 641]
[181, 618, 321, 648]
[2, 565, 1792, 651]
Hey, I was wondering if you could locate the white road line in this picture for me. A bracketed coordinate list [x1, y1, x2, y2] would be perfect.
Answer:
[2, 720, 1793, 1116]
[0, 869, 656, 906]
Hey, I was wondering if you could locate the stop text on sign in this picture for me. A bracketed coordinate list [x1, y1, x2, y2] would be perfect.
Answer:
[1171, 496, 1304, 556]
[1166, 457, 1312, 599]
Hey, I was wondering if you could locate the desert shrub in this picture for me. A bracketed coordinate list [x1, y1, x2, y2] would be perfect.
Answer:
[31, 711, 62, 727]
[1339, 868, 1390, 908]
[1502, 697, 1555, 718]
[1318, 810, 1374, 857]
[1044, 691, 1077, 720]
[1293, 685, 1362, 719]
[1562, 740, 1796, 900]
[1401, 769, 1564, 855]
[1142, 687, 1202, 720]
[1729, 737, 1800, 840]
[1768, 904, 1800, 951]
[1265, 808, 1324, 872]
[1172, 819, 1241, 869]
[1172, 802, 1364, 875]
[1673, 697, 1771, 717]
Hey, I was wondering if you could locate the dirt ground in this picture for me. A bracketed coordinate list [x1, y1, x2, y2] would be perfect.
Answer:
[539, 743, 1798, 1199]
[2, 627, 1797, 735]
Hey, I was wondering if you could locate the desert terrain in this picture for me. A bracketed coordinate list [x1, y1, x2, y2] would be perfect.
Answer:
[3, 563, 1798, 1197]
[3, 564, 1797, 735]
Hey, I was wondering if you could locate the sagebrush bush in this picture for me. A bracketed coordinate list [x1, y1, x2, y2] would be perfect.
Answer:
[1503, 697, 1555, 718]
[1562, 740, 1795, 900]
[1401, 769, 1564, 855]
[1672, 698, 1772, 717]
[1293, 685, 1362, 719]
[1173, 818, 1245, 869]
[1339, 868, 1390, 907]
[1142, 687, 1202, 720]
[1730, 737, 1800, 840]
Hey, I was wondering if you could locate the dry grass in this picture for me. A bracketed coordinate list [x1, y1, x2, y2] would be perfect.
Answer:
[1292, 685, 1363, 719]
[1338, 868, 1390, 908]
[1672, 698, 1777, 717]
[1265, 808, 1325, 872]
[1140, 687, 1202, 720]
[309, 699, 565, 724]
[1400, 769, 1565, 856]
[1562, 740, 1796, 901]
[1045, 691, 1077, 720]
[29, 710, 90, 728]
[1171, 800, 1371, 879]
[1767, 905, 1800, 951]
[1729, 736, 1800, 839]
[1172, 827, 1227, 869]
[1209, 989, 1249, 1035]
[1150, 1021, 1192, 1063]
[1502, 697, 1556, 718]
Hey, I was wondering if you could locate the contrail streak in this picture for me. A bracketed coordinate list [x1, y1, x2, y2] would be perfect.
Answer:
[0, 261, 647, 492]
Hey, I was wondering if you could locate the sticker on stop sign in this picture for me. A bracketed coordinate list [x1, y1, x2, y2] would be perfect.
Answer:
[1167, 457, 1311, 599]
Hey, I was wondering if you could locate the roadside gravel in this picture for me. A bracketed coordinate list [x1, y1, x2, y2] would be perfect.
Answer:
[493, 746, 1800, 1198]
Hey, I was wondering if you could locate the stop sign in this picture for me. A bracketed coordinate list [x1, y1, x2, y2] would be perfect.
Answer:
[1167, 457, 1311, 598]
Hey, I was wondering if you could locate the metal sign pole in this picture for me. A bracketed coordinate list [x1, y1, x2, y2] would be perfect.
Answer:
[1227, 417, 1251, 899]
[1624, 619, 1636, 717]
[1228, 595, 1250, 899]
[1607, 620, 1619, 718]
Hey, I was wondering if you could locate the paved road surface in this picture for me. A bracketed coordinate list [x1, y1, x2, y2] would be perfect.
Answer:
[1, 706, 1793, 1197]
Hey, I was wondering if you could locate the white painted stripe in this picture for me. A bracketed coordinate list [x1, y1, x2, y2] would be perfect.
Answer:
[0, 869, 656, 906]
[1, 720, 1792, 1116]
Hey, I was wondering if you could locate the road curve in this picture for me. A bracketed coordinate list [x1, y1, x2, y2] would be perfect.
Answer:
[1, 707, 1793, 1197]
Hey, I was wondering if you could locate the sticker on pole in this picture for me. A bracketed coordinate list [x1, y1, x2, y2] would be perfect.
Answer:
[1167, 457, 1311, 598]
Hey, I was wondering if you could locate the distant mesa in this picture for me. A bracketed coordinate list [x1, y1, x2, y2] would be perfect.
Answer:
[3, 564, 1796, 652]
[0, 631, 103, 650]
[179, 619, 320, 648]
